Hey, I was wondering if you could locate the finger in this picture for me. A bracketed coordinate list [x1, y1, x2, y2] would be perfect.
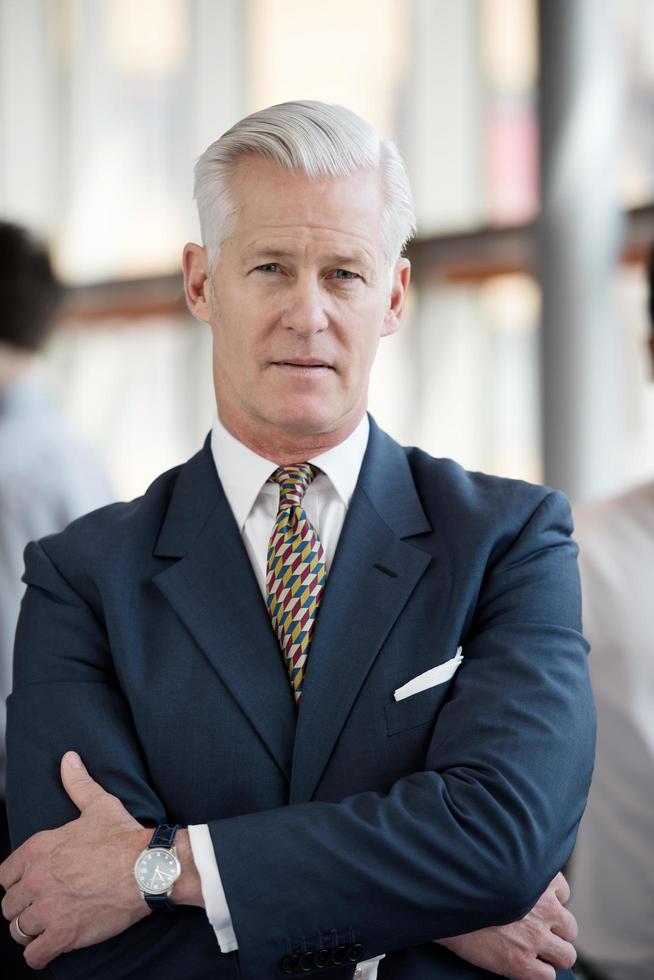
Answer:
[0, 846, 25, 891]
[24, 931, 56, 971]
[60, 751, 106, 812]
[9, 910, 40, 947]
[9, 919, 31, 947]
[538, 932, 577, 971]
[2, 880, 31, 921]
[551, 870, 570, 904]
[551, 905, 578, 943]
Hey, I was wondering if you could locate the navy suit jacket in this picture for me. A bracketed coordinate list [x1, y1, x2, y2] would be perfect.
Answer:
[6, 418, 595, 979]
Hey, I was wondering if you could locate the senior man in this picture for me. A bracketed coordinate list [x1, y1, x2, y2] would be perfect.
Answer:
[0, 102, 593, 979]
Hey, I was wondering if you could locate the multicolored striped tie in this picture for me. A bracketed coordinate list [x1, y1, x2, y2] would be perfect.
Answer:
[266, 464, 327, 704]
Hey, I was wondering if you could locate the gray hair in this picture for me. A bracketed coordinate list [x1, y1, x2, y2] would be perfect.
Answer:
[194, 101, 416, 270]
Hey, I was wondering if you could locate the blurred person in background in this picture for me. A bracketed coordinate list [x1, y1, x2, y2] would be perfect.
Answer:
[0, 222, 112, 973]
[0, 104, 593, 980]
[569, 246, 654, 980]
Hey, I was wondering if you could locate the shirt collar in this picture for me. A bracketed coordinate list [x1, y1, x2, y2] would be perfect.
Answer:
[210, 413, 370, 532]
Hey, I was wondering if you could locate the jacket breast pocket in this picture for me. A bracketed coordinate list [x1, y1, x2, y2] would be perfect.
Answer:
[384, 680, 451, 736]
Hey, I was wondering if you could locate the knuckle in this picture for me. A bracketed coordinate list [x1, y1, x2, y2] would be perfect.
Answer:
[50, 922, 76, 955]
[557, 870, 570, 891]
[560, 944, 577, 969]
[61, 925, 78, 953]
[564, 910, 579, 941]
[27, 831, 46, 855]
[19, 870, 33, 893]
[20, 870, 38, 895]
[36, 896, 52, 921]
[542, 893, 559, 917]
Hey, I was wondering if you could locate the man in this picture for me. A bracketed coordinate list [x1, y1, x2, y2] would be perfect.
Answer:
[0, 102, 593, 979]
[0, 222, 112, 975]
[567, 247, 654, 980]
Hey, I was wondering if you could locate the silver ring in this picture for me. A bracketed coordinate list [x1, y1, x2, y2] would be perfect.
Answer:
[14, 913, 36, 942]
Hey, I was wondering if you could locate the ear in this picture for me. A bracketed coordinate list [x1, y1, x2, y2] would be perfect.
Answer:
[183, 243, 213, 324]
[381, 258, 411, 338]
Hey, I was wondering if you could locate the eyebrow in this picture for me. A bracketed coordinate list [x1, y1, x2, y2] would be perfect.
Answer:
[242, 247, 373, 269]
[329, 253, 373, 269]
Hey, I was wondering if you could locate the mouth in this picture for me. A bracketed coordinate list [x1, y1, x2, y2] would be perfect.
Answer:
[272, 359, 333, 373]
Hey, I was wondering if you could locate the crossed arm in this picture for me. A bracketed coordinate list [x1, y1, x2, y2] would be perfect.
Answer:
[0, 752, 577, 977]
[0, 492, 593, 977]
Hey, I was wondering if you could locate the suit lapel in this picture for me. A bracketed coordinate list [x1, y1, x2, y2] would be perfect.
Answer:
[290, 420, 433, 803]
[152, 442, 296, 781]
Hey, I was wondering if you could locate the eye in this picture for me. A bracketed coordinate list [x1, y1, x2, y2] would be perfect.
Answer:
[256, 263, 280, 273]
[332, 269, 359, 281]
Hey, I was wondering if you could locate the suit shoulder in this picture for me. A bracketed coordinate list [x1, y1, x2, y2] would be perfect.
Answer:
[404, 445, 570, 531]
[31, 457, 187, 573]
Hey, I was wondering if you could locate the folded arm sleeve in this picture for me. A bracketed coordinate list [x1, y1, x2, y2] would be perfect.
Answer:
[208, 490, 596, 978]
[7, 540, 165, 839]
[6, 541, 221, 980]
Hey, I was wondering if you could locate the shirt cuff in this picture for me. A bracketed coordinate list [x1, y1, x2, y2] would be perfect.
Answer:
[188, 823, 238, 953]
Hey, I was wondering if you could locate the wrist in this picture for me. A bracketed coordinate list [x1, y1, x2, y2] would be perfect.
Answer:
[170, 828, 204, 908]
[128, 828, 155, 916]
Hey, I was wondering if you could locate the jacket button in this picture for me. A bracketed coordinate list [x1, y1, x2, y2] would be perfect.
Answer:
[347, 943, 365, 962]
[331, 945, 347, 965]
[281, 953, 300, 974]
[299, 951, 315, 972]
[315, 949, 331, 968]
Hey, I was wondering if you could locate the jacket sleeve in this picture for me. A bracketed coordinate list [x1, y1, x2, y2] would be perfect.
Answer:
[207, 489, 596, 978]
[6, 540, 225, 980]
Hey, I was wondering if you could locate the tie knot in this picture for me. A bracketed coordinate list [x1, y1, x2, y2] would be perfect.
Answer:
[269, 463, 319, 510]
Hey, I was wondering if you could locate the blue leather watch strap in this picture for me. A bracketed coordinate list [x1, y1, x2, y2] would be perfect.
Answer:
[144, 893, 176, 912]
[148, 823, 181, 849]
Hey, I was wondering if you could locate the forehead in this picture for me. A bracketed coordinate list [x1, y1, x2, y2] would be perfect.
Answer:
[225, 156, 385, 255]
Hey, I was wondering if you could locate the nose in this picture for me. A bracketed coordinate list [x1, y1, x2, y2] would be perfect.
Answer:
[279, 277, 329, 336]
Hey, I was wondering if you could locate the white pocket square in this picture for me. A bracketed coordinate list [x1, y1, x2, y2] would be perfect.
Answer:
[394, 648, 463, 702]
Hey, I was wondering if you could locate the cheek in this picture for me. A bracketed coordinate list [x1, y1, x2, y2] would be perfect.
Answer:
[350, 321, 385, 364]
[212, 306, 258, 361]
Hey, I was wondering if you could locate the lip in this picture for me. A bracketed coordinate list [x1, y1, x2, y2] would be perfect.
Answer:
[272, 360, 333, 370]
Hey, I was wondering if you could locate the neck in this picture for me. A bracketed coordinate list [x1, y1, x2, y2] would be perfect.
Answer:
[217, 408, 365, 464]
[0, 344, 34, 392]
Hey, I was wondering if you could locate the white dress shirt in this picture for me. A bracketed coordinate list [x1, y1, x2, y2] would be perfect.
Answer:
[569, 481, 654, 980]
[188, 414, 384, 978]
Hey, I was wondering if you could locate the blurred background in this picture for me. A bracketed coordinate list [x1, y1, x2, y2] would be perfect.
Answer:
[1, 0, 652, 504]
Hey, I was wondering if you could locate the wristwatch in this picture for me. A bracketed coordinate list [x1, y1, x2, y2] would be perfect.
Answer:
[133, 823, 182, 911]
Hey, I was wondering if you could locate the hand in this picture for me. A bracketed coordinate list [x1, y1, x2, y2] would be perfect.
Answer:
[0, 752, 151, 970]
[436, 872, 577, 979]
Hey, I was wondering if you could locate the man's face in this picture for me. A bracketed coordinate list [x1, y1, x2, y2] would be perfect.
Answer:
[184, 156, 410, 453]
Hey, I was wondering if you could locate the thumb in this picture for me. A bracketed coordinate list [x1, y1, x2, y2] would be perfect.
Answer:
[60, 751, 107, 812]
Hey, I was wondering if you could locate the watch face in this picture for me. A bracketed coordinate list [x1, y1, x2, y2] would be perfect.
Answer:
[134, 848, 181, 894]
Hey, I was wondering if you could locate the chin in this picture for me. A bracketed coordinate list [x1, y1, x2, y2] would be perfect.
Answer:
[252, 385, 360, 438]
[274, 413, 337, 436]
[266, 402, 347, 437]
